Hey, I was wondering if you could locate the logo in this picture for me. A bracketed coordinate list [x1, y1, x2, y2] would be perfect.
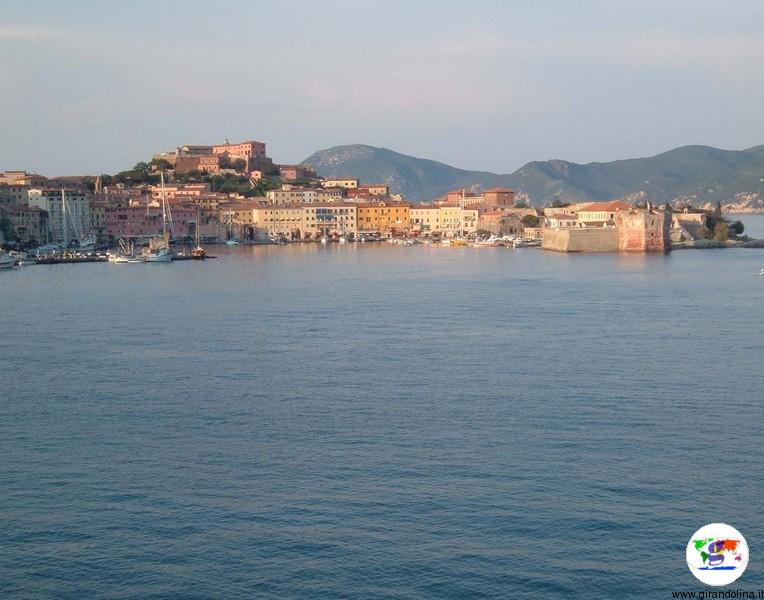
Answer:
[686, 523, 748, 586]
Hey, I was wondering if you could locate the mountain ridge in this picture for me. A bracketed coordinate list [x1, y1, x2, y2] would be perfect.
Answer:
[301, 144, 764, 211]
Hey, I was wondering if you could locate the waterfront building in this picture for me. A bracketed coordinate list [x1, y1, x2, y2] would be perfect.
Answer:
[477, 210, 523, 236]
[0, 184, 29, 207]
[543, 205, 671, 252]
[357, 204, 381, 234]
[28, 188, 91, 242]
[252, 204, 305, 240]
[89, 201, 109, 237]
[410, 206, 440, 233]
[617, 206, 672, 252]
[0, 205, 47, 244]
[378, 202, 411, 235]
[105, 205, 196, 239]
[438, 205, 478, 237]
[304, 204, 357, 239]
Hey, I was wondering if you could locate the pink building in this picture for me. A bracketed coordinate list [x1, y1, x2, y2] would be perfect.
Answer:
[106, 205, 197, 239]
[213, 140, 267, 160]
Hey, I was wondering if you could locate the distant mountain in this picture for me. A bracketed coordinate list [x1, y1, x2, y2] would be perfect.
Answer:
[301, 144, 764, 211]
[301, 145, 506, 202]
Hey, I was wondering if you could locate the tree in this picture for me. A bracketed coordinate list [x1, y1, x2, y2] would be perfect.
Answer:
[551, 199, 570, 208]
[150, 158, 173, 171]
[729, 220, 745, 236]
[713, 221, 729, 242]
[231, 158, 246, 172]
[521, 215, 540, 227]
[714, 201, 723, 220]
[514, 201, 529, 209]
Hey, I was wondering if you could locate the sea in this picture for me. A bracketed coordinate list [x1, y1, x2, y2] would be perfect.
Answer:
[2, 215, 764, 599]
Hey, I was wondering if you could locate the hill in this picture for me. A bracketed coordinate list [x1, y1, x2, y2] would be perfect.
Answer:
[301, 144, 764, 210]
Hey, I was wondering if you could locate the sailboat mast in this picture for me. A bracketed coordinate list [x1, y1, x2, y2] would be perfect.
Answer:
[61, 188, 69, 247]
[160, 171, 170, 247]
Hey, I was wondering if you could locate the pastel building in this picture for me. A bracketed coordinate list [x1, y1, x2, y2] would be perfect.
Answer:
[410, 206, 440, 232]
[576, 201, 631, 227]
[266, 188, 321, 205]
[305, 204, 357, 238]
[438, 206, 478, 236]
[105, 205, 196, 239]
[0, 205, 47, 243]
[322, 178, 359, 190]
[28, 188, 91, 242]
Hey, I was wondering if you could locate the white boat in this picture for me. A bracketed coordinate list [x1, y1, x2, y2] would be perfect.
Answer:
[144, 247, 174, 262]
[320, 236, 328, 244]
[338, 236, 347, 244]
[143, 172, 175, 262]
[226, 239, 240, 246]
[759, 268, 764, 276]
[0, 251, 15, 269]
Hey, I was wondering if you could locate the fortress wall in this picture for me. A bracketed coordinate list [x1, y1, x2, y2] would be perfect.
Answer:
[542, 228, 619, 252]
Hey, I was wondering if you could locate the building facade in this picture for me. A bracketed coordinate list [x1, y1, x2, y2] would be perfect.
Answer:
[28, 189, 91, 242]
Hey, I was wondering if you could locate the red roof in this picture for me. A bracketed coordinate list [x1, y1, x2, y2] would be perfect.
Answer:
[579, 200, 631, 212]
[484, 187, 514, 193]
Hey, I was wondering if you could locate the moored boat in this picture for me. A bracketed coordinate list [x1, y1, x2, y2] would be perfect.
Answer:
[0, 251, 15, 269]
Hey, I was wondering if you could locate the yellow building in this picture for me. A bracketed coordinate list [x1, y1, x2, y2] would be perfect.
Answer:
[432, 206, 479, 237]
[365, 185, 389, 196]
[378, 202, 410, 234]
[303, 204, 357, 239]
[357, 204, 381, 233]
[410, 206, 440, 233]
[576, 201, 631, 226]
[253, 204, 304, 239]
[322, 178, 359, 189]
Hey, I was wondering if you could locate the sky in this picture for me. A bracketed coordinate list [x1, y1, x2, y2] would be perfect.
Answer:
[2, 0, 764, 175]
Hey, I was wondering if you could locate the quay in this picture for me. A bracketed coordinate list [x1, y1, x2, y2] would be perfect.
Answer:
[35, 255, 107, 264]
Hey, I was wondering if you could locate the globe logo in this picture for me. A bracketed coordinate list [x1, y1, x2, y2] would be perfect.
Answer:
[686, 523, 748, 586]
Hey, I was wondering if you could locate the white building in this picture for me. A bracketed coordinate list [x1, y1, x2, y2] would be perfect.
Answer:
[28, 188, 91, 242]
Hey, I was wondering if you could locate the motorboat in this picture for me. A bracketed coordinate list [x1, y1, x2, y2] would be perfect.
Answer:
[226, 239, 240, 246]
[0, 251, 15, 269]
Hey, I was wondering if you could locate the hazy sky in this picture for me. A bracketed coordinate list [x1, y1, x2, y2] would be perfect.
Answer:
[3, 0, 764, 175]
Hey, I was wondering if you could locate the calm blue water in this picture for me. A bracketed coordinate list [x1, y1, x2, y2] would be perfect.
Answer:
[2, 216, 764, 599]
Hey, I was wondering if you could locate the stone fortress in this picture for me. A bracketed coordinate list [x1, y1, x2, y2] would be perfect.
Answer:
[542, 201, 672, 253]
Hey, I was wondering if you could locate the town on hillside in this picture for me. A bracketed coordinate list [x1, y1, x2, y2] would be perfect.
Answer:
[0, 137, 750, 259]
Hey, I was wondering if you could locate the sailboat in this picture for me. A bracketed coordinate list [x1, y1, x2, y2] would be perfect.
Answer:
[192, 210, 206, 259]
[110, 239, 144, 263]
[144, 172, 175, 263]
[225, 220, 239, 246]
